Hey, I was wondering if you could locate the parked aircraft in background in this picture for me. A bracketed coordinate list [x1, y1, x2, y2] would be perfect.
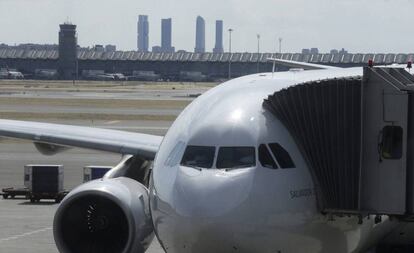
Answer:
[34, 69, 58, 80]
[0, 68, 24, 79]
[82, 70, 127, 81]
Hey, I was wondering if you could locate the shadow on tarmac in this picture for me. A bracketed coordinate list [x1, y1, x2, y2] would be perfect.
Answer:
[18, 201, 58, 206]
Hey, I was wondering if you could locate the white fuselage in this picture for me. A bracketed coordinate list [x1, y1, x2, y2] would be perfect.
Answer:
[150, 68, 401, 253]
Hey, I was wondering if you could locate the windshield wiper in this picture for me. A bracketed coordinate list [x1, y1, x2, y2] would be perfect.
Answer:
[183, 164, 203, 171]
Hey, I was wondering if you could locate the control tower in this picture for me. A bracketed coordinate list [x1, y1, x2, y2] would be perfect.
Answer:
[58, 23, 78, 80]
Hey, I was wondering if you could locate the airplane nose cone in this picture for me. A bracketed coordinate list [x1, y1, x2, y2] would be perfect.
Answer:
[152, 166, 257, 253]
[173, 166, 254, 218]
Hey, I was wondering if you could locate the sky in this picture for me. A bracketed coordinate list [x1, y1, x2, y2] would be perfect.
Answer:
[0, 0, 413, 53]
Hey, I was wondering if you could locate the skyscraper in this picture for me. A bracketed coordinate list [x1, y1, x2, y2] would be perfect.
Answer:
[161, 18, 175, 53]
[137, 15, 149, 52]
[213, 20, 224, 53]
[194, 16, 205, 53]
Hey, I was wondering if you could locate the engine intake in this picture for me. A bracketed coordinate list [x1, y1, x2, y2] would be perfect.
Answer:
[54, 177, 154, 253]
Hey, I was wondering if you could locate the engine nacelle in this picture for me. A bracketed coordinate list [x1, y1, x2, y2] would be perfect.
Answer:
[53, 177, 154, 253]
[34, 142, 69, 156]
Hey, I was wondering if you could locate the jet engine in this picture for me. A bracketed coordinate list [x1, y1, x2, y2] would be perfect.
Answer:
[53, 177, 154, 253]
[34, 142, 70, 156]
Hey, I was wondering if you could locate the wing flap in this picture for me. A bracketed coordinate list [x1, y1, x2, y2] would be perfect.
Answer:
[0, 119, 163, 159]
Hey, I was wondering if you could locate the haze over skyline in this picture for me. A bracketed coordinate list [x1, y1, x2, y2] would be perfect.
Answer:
[0, 0, 413, 53]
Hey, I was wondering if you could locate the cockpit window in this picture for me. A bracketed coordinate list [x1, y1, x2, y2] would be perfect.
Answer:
[259, 144, 278, 169]
[268, 143, 295, 168]
[165, 141, 186, 167]
[216, 147, 256, 169]
[180, 145, 215, 169]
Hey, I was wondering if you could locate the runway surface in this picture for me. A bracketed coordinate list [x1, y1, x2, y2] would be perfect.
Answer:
[0, 198, 164, 253]
[0, 80, 213, 100]
[0, 80, 208, 252]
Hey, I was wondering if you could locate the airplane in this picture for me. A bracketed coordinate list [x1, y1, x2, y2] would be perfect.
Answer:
[0, 68, 24, 79]
[0, 59, 413, 253]
[83, 72, 127, 81]
[35, 69, 58, 79]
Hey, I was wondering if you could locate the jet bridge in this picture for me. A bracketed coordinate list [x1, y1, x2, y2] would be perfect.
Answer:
[264, 66, 414, 216]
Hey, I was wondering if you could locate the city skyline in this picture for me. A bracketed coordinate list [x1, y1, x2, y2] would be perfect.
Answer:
[1, 0, 414, 53]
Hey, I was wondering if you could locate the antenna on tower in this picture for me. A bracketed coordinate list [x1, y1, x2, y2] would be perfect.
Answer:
[65, 16, 72, 25]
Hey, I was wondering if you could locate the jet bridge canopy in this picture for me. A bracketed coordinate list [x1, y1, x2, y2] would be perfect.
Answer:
[264, 67, 414, 215]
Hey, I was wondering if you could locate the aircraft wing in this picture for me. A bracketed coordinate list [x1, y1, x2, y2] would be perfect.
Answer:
[268, 58, 341, 70]
[0, 119, 163, 159]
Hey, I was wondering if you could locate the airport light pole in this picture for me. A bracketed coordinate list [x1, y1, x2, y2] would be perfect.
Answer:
[228, 28, 233, 79]
[279, 37, 283, 54]
[257, 34, 260, 73]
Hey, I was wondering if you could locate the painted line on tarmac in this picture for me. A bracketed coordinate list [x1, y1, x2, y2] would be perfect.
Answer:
[0, 227, 52, 243]
[104, 120, 121, 125]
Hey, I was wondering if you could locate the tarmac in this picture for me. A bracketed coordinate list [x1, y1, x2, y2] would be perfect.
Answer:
[0, 80, 212, 253]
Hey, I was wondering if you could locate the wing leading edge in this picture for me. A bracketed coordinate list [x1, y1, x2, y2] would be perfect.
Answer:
[268, 58, 341, 70]
[0, 119, 162, 159]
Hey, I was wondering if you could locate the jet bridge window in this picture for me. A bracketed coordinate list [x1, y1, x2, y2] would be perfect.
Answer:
[259, 144, 278, 169]
[180, 145, 216, 169]
[381, 126, 403, 160]
[216, 147, 256, 169]
[268, 143, 295, 168]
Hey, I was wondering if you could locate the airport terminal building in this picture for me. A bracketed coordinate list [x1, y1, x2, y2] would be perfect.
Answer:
[0, 46, 413, 81]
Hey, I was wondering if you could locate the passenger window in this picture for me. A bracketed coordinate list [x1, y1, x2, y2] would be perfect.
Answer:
[259, 144, 278, 169]
[268, 143, 295, 168]
[381, 126, 403, 159]
[216, 147, 256, 169]
[180, 145, 215, 169]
